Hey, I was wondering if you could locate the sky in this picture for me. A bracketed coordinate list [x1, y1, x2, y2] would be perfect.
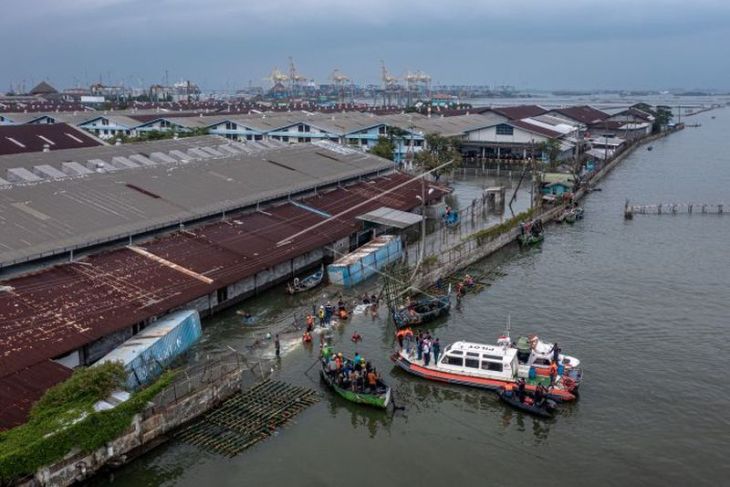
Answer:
[2, 0, 730, 92]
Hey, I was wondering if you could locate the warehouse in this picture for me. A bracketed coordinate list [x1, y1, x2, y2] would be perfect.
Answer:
[0, 136, 446, 428]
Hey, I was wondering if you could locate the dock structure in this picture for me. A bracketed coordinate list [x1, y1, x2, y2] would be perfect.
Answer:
[176, 380, 319, 457]
[625, 201, 725, 218]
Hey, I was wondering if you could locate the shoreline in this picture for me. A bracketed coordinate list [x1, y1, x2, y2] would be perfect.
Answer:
[413, 126, 682, 289]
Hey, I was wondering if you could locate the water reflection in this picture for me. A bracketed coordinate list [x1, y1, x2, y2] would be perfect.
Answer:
[322, 389, 393, 439]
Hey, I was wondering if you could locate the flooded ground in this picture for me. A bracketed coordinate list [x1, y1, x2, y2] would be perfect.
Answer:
[94, 108, 729, 487]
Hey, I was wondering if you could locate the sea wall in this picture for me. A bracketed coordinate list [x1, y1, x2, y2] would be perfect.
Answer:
[18, 355, 251, 487]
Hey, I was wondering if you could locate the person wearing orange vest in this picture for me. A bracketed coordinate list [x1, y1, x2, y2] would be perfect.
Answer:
[306, 314, 314, 332]
[549, 362, 558, 386]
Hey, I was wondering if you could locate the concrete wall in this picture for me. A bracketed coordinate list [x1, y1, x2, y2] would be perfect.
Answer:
[23, 367, 245, 487]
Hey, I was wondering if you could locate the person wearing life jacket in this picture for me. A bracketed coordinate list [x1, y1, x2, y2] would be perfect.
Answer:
[395, 329, 406, 349]
[549, 362, 558, 386]
[339, 308, 348, 320]
[302, 331, 312, 343]
[367, 368, 378, 393]
[318, 306, 325, 326]
[305, 314, 314, 332]
[351, 331, 362, 343]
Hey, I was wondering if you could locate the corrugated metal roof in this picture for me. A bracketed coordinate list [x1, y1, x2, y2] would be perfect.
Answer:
[0, 360, 72, 430]
[0, 173, 447, 381]
[356, 206, 422, 229]
[490, 105, 548, 120]
[0, 140, 392, 267]
[0, 123, 102, 156]
[548, 106, 609, 125]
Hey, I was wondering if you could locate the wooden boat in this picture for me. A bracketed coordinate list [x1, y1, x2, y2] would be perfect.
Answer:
[517, 219, 544, 246]
[286, 265, 324, 294]
[647, 146, 653, 151]
[499, 390, 555, 418]
[574, 207, 584, 220]
[392, 295, 451, 328]
[391, 341, 577, 402]
[320, 360, 391, 409]
[563, 208, 577, 224]
[518, 233, 544, 246]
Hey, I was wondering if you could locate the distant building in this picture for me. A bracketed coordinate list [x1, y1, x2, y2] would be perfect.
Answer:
[29, 81, 58, 97]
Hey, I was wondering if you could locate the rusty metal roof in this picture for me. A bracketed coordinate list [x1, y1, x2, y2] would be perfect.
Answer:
[0, 172, 447, 428]
[0, 360, 72, 430]
[0, 123, 102, 156]
[0, 173, 446, 373]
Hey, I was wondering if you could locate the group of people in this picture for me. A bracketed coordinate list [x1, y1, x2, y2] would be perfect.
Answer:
[398, 329, 441, 367]
[322, 349, 381, 394]
[513, 378, 550, 408]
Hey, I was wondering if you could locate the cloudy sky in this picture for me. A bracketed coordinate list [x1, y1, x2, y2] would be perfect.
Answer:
[2, 0, 729, 92]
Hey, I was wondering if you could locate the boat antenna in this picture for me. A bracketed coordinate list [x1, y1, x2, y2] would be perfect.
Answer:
[506, 314, 511, 336]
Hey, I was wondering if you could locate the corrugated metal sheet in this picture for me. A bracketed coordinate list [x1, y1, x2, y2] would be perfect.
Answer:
[0, 123, 102, 156]
[328, 235, 402, 288]
[0, 174, 447, 378]
[97, 310, 202, 390]
[0, 360, 72, 430]
[0, 174, 449, 428]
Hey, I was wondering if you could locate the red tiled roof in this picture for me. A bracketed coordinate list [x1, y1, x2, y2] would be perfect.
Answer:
[489, 105, 547, 120]
[0, 360, 72, 430]
[549, 106, 608, 125]
[0, 123, 102, 155]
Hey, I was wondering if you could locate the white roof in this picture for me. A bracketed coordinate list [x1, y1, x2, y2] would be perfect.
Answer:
[356, 206, 422, 229]
[446, 341, 517, 361]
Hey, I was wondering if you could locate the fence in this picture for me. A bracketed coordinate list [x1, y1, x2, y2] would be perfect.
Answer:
[149, 350, 268, 409]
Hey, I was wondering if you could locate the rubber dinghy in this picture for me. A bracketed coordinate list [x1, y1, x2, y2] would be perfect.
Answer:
[499, 390, 555, 419]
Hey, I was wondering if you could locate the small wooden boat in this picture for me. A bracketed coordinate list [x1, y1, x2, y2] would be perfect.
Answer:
[518, 233, 544, 246]
[647, 146, 653, 151]
[574, 207, 584, 220]
[392, 296, 451, 328]
[563, 209, 577, 224]
[286, 265, 324, 294]
[320, 360, 391, 409]
[517, 219, 544, 246]
[499, 390, 555, 418]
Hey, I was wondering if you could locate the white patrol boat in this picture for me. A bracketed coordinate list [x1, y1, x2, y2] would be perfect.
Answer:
[391, 340, 578, 402]
[497, 331, 583, 388]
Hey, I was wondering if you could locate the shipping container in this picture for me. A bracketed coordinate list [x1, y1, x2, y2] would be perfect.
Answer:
[96, 309, 202, 390]
[327, 235, 401, 288]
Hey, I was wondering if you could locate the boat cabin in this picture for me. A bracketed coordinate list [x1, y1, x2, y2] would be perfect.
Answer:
[438, 341, 517, 381]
